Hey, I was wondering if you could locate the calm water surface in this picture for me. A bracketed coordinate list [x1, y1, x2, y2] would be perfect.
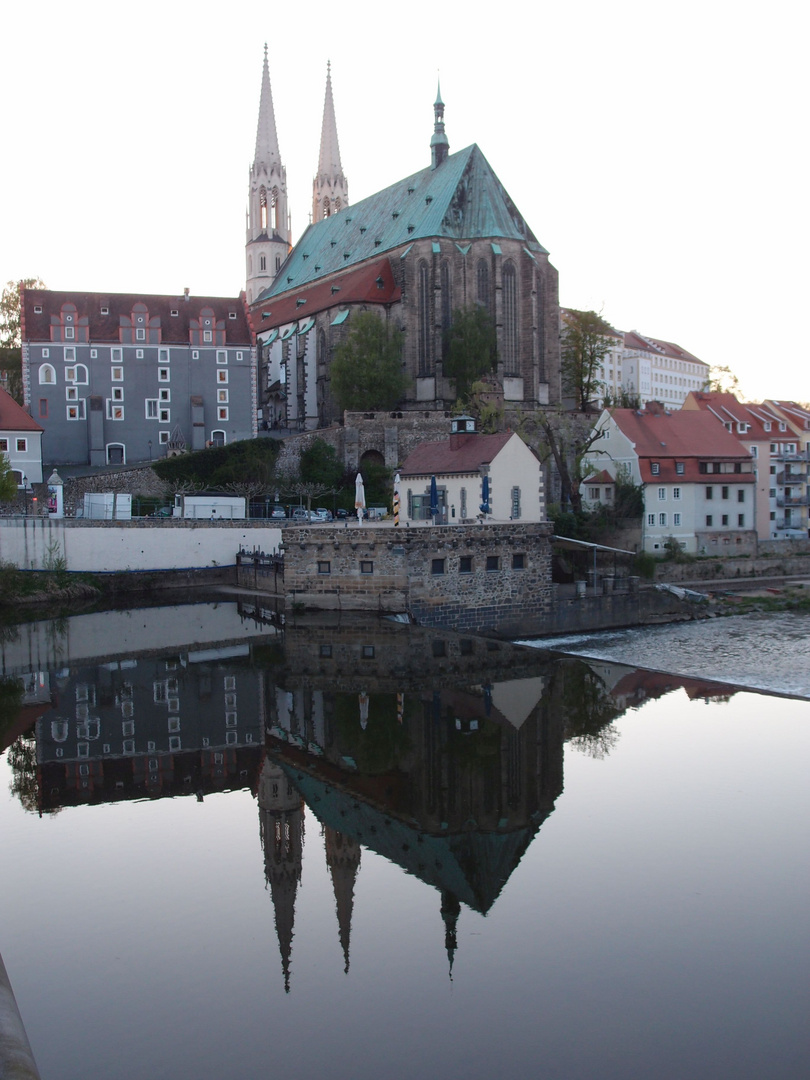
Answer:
[0, 605, 807, 1080]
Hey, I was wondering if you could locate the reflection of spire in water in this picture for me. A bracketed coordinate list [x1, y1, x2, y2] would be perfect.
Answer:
[325, 827, 361, 973]
[441, 890, 460, 980]
[258, 756, 305, 993]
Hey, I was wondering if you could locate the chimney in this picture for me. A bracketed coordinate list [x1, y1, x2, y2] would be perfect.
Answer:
[183, 288, 190, 302]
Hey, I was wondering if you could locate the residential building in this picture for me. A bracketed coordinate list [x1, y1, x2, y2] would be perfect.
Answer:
[582, 402, 756, 553]
[21, 289, 256, 467]
[683, 392, 809, 539]
[398, 415, 544, 523]
[619, 331, 708, 409]
[0, 385, 43, 485]
[250, 85, 561, 430]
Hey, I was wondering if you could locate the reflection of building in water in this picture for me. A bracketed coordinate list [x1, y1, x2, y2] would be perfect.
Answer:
[258, 756, 305, 993]
[33, 652, 264, 811]
[261, 625, 565, 982]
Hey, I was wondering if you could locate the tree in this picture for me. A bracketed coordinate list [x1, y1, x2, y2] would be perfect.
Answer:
[561, 309, 615, 412]
[330, 312, 407, 412]
[702, 364, 741, 396]
[0, 454, 17, 502]
[443, 305, 496, 398]
[0, 278, 45, 405]
[519, 408, 604, 513]
[300, 438, 343, 489]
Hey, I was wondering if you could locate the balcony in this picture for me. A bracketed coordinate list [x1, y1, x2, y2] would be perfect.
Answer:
[777, 469, 807, 484]
[771, 450, 808, 462]
[776, 494, 809, 507]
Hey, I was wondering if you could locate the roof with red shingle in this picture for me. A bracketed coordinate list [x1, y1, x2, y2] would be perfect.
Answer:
[608, 407, 756, 484]
[0, 387, 42, 433]
[250, 258, 399, 332]
[623, 330, 704, 365]
[400, 431, 514, 477]
[22, 290, 252, 344]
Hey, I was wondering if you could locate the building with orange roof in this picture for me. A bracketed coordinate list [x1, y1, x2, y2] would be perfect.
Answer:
[582, 402, 756, 553]
[683, 392, 809, 539]
[0, 386, 43, 485]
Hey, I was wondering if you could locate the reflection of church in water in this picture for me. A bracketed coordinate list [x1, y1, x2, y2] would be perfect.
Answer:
[256, 622, 565, 988]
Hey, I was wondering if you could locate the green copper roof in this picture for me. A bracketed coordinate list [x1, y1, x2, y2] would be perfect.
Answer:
[258, 144, 547, 302]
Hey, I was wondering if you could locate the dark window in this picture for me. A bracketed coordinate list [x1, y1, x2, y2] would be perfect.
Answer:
[361, 645, 375, 659]
[737, 489, 745, 503]
[706, 515, 713, 526]
[360, 560, 373, 575]
[440, 261, 452, 340]
[476, 259, 489, 310]
[418, 260, 430, 376]
[486, 555, 500, 572]
[502, 261, 518, 368]
[722, 486, 729, 499]
[706, 486, 713, 499]
[459, 556, 473, 574]
[317, 561, 331, 575]
[512, 553, 525, 570]
[459, 639, 474, 656]
[319, 644, 332, 657]
[722, 515, 729, 526]
[431, 558, 445, 575]
[431, 640, 447, 658]
[39, 398, 48, 418]
[738, 514, 745, 527]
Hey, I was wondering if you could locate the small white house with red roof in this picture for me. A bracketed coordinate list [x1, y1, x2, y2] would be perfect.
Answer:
[399, 416, 544, 523]
[0, 387, 43, 486]
[582, 402, 757, 553]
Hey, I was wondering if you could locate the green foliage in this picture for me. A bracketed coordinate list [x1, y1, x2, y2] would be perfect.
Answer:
[702, 364, 741, 395]
[444, 306, 497, 398]
[300, 439, 343, 488]
[602, 387, 641, 409]
[454, 379, 504, 433]
[152, 438, 281, 491]
[1, 278, 46, 349]
[613, 474, 644, 519]
[634, 551, 657, 579]
[0, 346, 23, 405]
[330, 312, 407, 412]
[0, 676, 24, 747]
[561, 309, 615, 412]
[0, 453, 17, 502]
[357, 461, 392, 508]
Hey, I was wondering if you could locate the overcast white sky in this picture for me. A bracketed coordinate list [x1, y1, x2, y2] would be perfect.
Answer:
[3, 0, 807, 403]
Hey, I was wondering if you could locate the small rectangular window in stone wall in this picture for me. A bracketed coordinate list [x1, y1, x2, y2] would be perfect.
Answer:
[360, 560, 373, 574]
[319, 644, 332, 657]
[486, 555, 500, 571]
[459, 556, 472, 574]
[511, 486, 521, 519]
[512, 553, 525, 570]
[460, 639, 474, 655]
[432, 558, 445, 575]
[318, 561, 331, 574]
[362, 645, 375, 658]
[432, 640, 447, 657]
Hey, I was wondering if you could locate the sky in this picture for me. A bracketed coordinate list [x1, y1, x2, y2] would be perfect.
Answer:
[3, 0, 807, 403]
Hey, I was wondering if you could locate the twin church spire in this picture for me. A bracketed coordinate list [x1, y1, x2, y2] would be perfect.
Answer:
[246, 51, 349, 301]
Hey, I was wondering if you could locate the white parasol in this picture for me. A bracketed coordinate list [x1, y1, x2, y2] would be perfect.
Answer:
[355, 472, 366, 525]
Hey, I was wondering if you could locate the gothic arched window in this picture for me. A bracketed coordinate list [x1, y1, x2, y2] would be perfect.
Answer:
[260, 255, 267, 272]
[39, 364, 56, 384]
[270, 189, 279, 232]
[323, 199, 330, 219]
[440, 261, 452, 341]
[418, 260, 430, 376]
[477, 259, 489, 310]
[502, 261, 518, 369]
[259, 187, 268, 232]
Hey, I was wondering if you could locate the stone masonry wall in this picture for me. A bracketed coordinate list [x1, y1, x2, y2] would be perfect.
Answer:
[282, 521, 554, 634]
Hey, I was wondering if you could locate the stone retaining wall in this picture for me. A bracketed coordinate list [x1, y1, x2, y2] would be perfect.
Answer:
[282, 521, 554, 634]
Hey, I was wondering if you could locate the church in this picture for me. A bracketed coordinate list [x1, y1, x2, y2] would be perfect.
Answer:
[246, 53, 561, 431]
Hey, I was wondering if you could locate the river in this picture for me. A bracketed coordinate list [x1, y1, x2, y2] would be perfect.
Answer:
[0, 604, 807, 1080]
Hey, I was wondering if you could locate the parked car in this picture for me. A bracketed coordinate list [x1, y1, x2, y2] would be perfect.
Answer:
[335, 508, 349, 520]
[313, 508, 333, 522]
[291, 508, 316, 523]
[270, 506, 287, 520]
[149, 506, 173, 518]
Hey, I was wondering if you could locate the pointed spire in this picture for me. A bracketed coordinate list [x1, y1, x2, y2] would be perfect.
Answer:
[430, 76, 449, 169]
[440, 890, 460, 980]
[313, 61, 349, 222]
[325, 827, 361, 974]
[318, 61, 343, 179]
[254, 43, 282, 169]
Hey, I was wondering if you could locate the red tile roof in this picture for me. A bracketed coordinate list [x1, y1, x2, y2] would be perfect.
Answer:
[22, 289, 252, 344]
[0, 387, 42, 433]
[609, 407, 756, 484]
[249, 258, 399, 331]
[399, 431, 514, 476]
[623, 329, 704, 365]
[684, 392, 787, 442]
[582, 469, 615, 485]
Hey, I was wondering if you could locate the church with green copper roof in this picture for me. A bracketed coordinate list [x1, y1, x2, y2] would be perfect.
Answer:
[246, 64, 561, 429]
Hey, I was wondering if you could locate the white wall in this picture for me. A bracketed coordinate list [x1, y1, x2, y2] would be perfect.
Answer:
[0, 519, 282, 572]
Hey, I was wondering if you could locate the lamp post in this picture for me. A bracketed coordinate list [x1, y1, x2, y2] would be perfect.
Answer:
[148, 440, 153, 461]
[21, 475, 28, 516]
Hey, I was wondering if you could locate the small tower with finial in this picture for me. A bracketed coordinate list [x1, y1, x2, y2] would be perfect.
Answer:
[430, 78, 449, 169]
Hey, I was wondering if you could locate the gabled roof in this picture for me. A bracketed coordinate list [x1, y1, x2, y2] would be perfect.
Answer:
[582, 469, 615, 485]
[258, 143, 545, 303]
[684, 391, 776, 441]
[22, 290, 252, 345]
[400, 431, 514, 477]
[251, 259, 399, 331]
[0, 387, 42, 433]
[623, 330, 705, 366]
[606, 407, 755, 484]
